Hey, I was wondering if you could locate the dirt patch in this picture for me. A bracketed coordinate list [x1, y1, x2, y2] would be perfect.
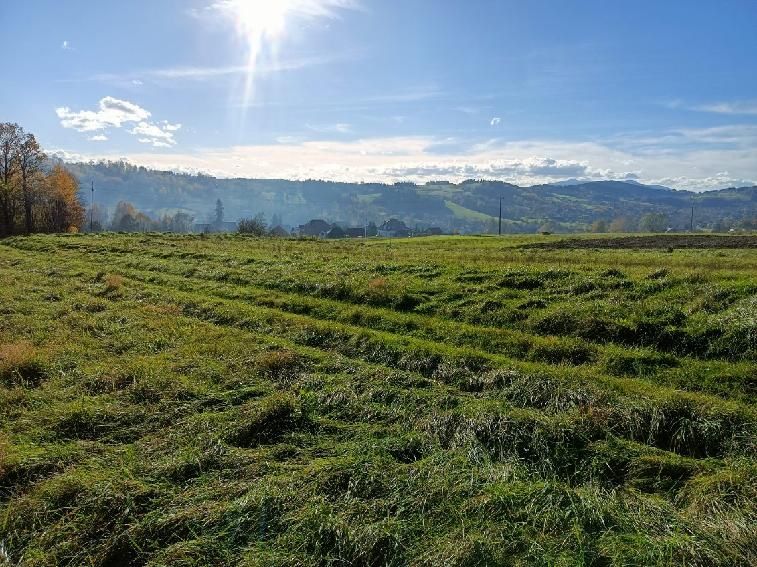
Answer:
[522, 235, 757, 250]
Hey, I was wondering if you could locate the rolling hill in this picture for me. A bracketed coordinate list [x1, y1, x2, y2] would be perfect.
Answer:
[63, 160, 756, 232]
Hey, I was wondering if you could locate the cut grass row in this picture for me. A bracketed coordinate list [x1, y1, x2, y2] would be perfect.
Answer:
[2, 246, 753, 461]
[4, 237, 755, 403]
[15, 235, 755, 364]
[1, 234, 755, 566]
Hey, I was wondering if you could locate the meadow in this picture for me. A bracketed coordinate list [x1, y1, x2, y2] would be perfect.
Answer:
[0, 233, 755, 566]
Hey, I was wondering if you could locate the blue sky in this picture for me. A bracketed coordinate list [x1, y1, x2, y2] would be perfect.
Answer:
[1, 0, 756, 189]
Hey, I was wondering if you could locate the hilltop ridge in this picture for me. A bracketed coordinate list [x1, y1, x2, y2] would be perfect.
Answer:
[64, 160, 757, 233]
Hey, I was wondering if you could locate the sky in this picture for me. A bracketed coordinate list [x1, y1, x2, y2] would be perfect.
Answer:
[1, 0, 756, 190]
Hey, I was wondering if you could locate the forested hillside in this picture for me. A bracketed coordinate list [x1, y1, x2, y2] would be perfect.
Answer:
[64, 160, 757, 233]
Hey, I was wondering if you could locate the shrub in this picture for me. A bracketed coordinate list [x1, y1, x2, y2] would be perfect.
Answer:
[238, 215, 268, 236]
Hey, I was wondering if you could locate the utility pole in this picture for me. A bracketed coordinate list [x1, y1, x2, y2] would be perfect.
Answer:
[498, 197, 502, 235]
[90, 181, 94, 232]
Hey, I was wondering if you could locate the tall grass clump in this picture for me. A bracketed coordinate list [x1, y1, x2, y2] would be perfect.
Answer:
[0, 342, 46, 388]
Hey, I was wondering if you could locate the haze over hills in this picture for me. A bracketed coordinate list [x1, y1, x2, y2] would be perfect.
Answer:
[65, 159, 756, 233]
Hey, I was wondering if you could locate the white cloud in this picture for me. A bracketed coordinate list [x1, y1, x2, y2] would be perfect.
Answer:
[48, 134, 753, 190]
[131, 79, 144, 86]
[61, 40, 71, 50]
[56, 96, 180, 147]
[490, 117, 501, 126]
[161, 121, 182, 132]
[56, 96, 151, 132]
[47, 118, 757, 191]
[88, 134, 108, 142]
[131, 121, 181, 147]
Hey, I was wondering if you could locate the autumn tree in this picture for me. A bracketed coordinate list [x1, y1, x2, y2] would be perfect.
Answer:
[112, 201, 157, 232]
[0, 122, 22, 235]
[112, 201, 139, 231]
[17, 132, 46, 234]
[158, 211, 194, 233]
[40, 164, 85, 232]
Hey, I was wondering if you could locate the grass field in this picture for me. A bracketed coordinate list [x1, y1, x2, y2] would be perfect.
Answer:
[0, 233, 755, 566]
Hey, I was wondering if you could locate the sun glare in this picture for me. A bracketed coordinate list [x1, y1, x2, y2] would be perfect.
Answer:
[221, 0, 299, 109]
[232, 0, 291, 43]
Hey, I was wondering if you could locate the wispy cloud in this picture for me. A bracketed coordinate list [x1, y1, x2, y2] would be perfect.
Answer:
[306, 122, 352, 134]
[609, 124, 757, 153]
[691, 100, 757, 116]
[455, 106, 480, 115]
[63, 53, 347, 87]
[490, 117, 501, 126]
[61, 40, 73, 50]
[145, 55, 335, 80]
[364, 86, 443, 103]
[88, 134, 108, 142]
[664, 98, 757, 116]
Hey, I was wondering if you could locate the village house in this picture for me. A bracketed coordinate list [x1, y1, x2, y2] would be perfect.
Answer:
[377, 218, 412, 237]
[298, 219, 332, 237]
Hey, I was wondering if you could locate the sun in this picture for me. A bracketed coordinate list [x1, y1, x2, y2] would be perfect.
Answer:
[220, 0, 300, 108]
[230, 0, 293, 44]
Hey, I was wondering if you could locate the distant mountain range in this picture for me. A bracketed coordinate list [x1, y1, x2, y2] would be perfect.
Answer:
[63, 160, 756, 233]
[548, 178, 675, 192]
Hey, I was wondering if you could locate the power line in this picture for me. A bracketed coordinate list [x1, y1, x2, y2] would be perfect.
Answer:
[498, 197, 502, 235]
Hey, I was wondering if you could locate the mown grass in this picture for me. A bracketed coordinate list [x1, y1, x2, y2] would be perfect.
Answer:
[0, 233, 755, 566]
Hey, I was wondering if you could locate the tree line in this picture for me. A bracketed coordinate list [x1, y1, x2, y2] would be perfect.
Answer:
[0, 123, 85, 236]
